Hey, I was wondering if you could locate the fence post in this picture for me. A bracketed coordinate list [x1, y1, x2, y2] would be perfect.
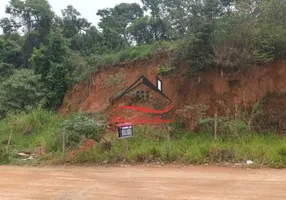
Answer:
[6, 129, 13, 153]
[62, 128, 66, 160]
[214, 112, 218, 140]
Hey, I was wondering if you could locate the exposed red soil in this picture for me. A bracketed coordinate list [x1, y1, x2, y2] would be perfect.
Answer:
[60, 57, 286, 130]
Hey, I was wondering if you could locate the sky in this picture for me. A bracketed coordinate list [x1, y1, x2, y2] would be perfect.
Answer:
[0, 0, 142, 27]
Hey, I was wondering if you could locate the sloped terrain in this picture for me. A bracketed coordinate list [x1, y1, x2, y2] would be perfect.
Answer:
[61, 57, 286, 130]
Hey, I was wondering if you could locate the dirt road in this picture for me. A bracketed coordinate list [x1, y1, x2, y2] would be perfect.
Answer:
[0, 165, 286, 200]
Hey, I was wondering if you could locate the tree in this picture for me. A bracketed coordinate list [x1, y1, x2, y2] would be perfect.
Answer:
[127, 16, 154, 45]
[71, 26, 103, 55]
[141, 0, 162, 18]
[0, 36, 23, 78]
[178, 0, 229, 72]
[0, 69, 44, 117]
[100, 28, 127, 53]
[57, 5, 91, 38]
[128, 16, 172, 44]
[0, 0, 54, 34]
[0, 38, 22, 67]
[251, 0, 286, 63]
[0, 63, 14, 78]
[29, 29, 74, 109]
[0, 0, 54, 67]
[161, 0, 193, 37]
[140, 0, 173, 41]
[97, 3, 143, 48]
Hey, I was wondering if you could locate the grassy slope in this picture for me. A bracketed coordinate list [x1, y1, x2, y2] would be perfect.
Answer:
[1, 110, 284, 168]
[71, 126, 286, 168]
[76, 40, 181, 82]
[0, 108, 63, 164]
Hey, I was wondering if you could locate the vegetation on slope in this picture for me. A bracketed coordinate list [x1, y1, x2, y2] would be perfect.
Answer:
[1, 0, 286, 113]
[0, 108, 106, 164]
[79, 40, 181, 81]
[72, 127, 286, 169]
[1, 109, 286, 168]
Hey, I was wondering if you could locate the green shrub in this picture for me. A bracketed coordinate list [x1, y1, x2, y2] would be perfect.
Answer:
[61, 113, 106, 149]
[158, 65, 176, 75]
[0, 69, 45, 118]
[278, 147, 286, 157]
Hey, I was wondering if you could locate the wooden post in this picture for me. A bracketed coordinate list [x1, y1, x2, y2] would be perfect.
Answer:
[125, 139, 128, 152]
[62, 128, 66, 160]
[121, 138, 128, 161]
[6, 129, 13, 152]
[214, 112, 218, 140]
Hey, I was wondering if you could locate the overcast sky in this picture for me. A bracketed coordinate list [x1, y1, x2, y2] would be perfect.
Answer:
[0, 0, 142, 27]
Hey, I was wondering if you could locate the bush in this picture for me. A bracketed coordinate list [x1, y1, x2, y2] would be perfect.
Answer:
[158, 65, 176, 75]
[0, 69, 45, 118]
[61, 113, 106, 149]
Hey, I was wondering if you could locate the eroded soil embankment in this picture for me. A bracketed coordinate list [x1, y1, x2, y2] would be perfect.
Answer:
[60, 58, 286, 129]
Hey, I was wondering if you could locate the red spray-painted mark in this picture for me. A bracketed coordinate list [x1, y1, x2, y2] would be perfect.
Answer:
[109, 116, 175, 125]
[115, 105, 174, 115]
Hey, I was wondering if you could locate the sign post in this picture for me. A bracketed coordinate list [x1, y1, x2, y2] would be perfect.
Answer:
[117, 122, 133, 155]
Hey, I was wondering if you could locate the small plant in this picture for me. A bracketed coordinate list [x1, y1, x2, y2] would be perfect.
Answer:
[99, 140, 112, 152]
[61, 113, 106, 149]
[206, 145, 236, 163]
[175, 104, 209, 131]
[158, 65, 176, 75]
[0, 145, 9, 164]
[278, 147, 286, 157]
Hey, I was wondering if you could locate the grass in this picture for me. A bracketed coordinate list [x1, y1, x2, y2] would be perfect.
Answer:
[0, 108, 64, 162]
[0, 108, 107, 165]
[78, 40, 181, 82]
[69, 126, 286, 168]
[1, 109, 286, 168]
